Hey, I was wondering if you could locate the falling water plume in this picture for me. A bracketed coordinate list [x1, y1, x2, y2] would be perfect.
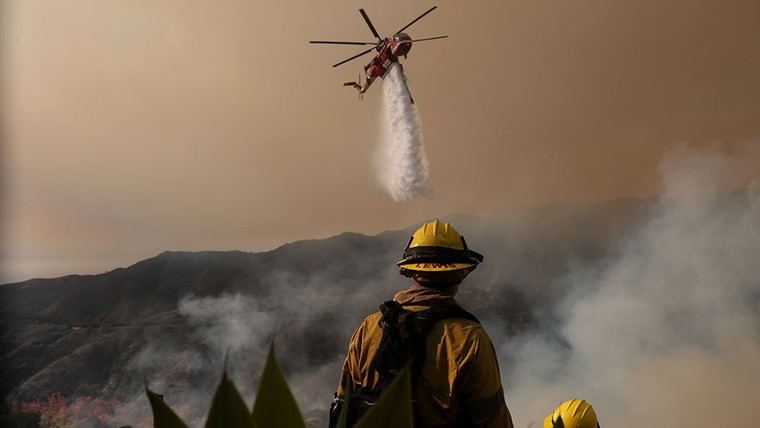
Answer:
[375, 65, 433, 202]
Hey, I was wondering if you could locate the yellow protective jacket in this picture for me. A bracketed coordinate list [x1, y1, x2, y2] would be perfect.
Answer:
[336, 285, 514, 428]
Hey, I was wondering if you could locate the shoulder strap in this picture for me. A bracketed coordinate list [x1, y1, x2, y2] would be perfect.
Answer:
[371, 300, 481, 391]
[411, 302, 480, 333]
[371, 301, 411, 383]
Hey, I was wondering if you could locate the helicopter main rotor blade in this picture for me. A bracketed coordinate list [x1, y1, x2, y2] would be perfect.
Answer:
[410, 35, 448, 42]
[332, 46, 376, 68]
[310, 40, 378, 45]
[397, 6, 438, 34]
[359, 9, 382, 41]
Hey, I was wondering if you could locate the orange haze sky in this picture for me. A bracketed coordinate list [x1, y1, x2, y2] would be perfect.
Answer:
[2, 0, 759, 282]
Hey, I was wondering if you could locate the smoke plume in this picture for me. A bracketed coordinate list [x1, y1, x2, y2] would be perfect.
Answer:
[12, 145, 758, 427]
[503, 146, 760, 427]
[110, 146, 758, 428]
[114, 267, 405, 427]
[375, 65, 433, 202]
[114, 294, 277, 427]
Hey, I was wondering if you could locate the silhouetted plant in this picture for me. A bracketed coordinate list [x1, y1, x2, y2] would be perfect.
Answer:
[146, 345, 414, 427]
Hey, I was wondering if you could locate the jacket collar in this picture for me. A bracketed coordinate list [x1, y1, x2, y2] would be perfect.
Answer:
[393, 282, 459, 307]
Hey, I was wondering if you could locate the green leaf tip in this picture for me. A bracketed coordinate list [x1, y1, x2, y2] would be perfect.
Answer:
[205, 372, 256, 428]
[354, 365, 414, 428]
[252, 342, 306, 428]
[146, 386, 189, 428]
[336, 385, 350, 428]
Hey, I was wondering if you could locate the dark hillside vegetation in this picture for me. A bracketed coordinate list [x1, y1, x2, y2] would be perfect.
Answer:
[0, 198, 647, 426]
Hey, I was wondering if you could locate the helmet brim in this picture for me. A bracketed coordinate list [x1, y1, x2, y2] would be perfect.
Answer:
[397, 262, 475, 272]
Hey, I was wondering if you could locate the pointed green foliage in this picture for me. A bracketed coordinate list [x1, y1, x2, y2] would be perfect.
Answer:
[146, 387, 189, 428]
[336, 386, 350, 428]
[354, 365, 414, 428]
[205, 371, 256, 428]
[142, 344, 430, 428]
[252, 343, 305, 428]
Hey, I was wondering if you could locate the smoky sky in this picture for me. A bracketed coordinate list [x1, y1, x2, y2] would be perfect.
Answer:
[94, 146, 760, 428]
[2, 0, 760, 281]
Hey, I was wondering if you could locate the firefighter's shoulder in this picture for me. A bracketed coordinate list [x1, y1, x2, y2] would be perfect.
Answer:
[348, 311, 384, 349]
[435, 316, 492, 348]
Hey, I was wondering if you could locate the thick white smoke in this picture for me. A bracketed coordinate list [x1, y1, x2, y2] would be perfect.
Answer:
[114, 294, 276, 427]
[104, 146, 759, 428]
[504, 147, 760, 427]
[375, 65, 433, 201]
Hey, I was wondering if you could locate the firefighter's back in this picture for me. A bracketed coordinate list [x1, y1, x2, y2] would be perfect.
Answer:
[340, 304, 512, 427]
[334, 220, 513, 427]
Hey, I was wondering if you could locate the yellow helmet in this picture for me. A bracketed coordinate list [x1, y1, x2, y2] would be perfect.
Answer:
[397, 220, 483, 274]
[543, 398, 599, 428]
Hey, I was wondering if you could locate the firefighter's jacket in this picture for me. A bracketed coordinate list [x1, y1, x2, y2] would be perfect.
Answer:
[336, 284, 514, 428]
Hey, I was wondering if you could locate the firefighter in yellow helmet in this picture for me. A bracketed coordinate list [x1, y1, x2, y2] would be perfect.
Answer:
[330, 220, 514, 427]
[543, 399, 599, 428]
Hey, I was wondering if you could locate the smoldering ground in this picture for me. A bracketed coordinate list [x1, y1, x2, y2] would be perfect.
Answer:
[109, 146, 758, 427]
[111, 262, 407, 427]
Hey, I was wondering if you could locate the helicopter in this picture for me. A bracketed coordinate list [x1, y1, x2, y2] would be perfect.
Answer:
[310, 6, 447, 104]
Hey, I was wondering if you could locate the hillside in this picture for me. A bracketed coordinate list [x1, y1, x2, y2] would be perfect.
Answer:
[0, 199, 647, 425]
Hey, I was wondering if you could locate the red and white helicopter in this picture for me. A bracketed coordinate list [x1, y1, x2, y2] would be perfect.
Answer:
[310, 6, 447, 104]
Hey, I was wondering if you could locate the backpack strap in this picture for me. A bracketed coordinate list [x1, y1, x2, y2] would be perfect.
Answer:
[371, 300, 481, 389]
[413, 302, 480, 329]
[372, 300, 410, 384]
[348, 300, 481, 425]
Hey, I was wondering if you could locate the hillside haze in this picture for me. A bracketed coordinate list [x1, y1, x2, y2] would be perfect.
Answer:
[0, 200, 645, 426]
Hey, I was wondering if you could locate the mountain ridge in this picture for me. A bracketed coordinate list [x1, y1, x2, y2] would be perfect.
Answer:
[1, 199, 648, 424]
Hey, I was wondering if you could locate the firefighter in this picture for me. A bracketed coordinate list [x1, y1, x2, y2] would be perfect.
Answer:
[543, 399, 599, 428]
[330, 220, 514, 427]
